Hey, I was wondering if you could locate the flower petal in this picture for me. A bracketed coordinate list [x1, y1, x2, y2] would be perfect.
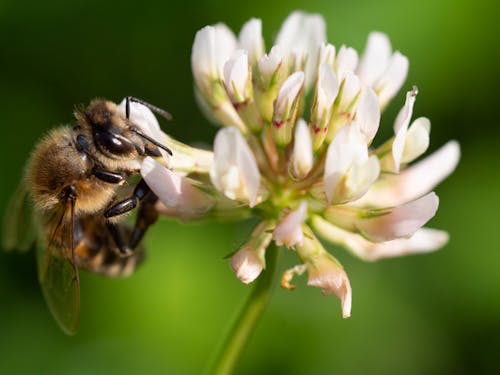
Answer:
[210, 127, 260, 207]
[291, 119, 313, 179]
[274, 71, 305, 120]
[401, 117, 430, 163]
[316, 64, 339, 117]
[392, 87, 418, 172]
[324, 125, 380, 204]
[141, 157, 214, 214]
[359, 141, 460, 207]
[355, 87, 380, 144]
[326, 192, 440, 242]
[223, 50, 249, 103]
[275, 11, 326, 88]
[357, 32, 392, 86]
[295, 227, 352, 318]
[191, 24, 237, 87]
[273, 202, 307, 248]
[312, 215, 449, 261]
[335, 45, 358, 79]
[231, 222, 272, 284]
[238, 18, 264, 65]
[375, 51, 409, 108]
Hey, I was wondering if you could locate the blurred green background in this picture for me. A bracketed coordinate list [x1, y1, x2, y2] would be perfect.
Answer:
[1, 0, 499, 374]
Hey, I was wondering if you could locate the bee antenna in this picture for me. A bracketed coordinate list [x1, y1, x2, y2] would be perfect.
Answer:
[131, 127, 173, 156]
[126, 96, 173, 122]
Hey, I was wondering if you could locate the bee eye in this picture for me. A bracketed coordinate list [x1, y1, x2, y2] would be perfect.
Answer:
[93, 129, 135, 156]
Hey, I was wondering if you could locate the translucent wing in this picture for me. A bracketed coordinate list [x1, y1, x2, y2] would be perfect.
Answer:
[36, 202, 80, 335]
[2, 184, 36, 252]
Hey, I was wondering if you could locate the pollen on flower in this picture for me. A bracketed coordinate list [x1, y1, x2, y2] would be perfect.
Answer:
[143, 10, 460, 319]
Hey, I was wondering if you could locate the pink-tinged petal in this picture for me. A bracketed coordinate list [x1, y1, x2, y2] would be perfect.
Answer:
[238, 18, 264, 64]
[355, 87, 380, 144]
[312, 215, 449, 261]
[223, 50, 249, 103]
[294, 228, 352, 318]
[291, 119, 313, 178]
[335, 45, 358, 79]
[273, 202, 307, 248]
[357, 32, 391, 86]
[141, 157, 214, 215]
[376, 51, 409, 107]
[306, 260, 352, 318]
[327, 192, 439, 242]
[117, 98, 161, 138]
[360, 141, 460, 207]
[231, 248, 264, 284]
[275, 11, 326, 88]
[231, 221, 273, 284]
[392, 87, 418, 172]
[210, 127, 260, 207]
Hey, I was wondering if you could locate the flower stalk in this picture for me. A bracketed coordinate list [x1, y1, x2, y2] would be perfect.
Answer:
[207, 244, 279, 375]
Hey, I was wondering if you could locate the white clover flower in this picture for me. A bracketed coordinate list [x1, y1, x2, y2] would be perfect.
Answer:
[144, 11, 460, 319]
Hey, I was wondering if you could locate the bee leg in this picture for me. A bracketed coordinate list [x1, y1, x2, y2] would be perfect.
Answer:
[91, 168, 125, 184]
[104, 179, 152, 256]
[106, 222, 133, 256]
[128, 192, 159, 250]
[104, 179, 150, 218]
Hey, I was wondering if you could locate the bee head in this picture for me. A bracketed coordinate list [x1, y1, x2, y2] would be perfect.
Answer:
[84, 100, 139, 158]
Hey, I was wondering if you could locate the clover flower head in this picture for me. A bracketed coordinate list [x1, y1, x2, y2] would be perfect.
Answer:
[141, 11, 460, 318]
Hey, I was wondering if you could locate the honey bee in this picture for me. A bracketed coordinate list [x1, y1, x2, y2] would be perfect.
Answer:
[2, 97, 172, 335]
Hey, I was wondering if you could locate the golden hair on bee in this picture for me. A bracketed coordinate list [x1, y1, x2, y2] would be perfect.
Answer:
[5, 96, 172, 335]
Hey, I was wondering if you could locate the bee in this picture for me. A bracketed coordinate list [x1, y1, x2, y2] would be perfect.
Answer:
[2, 97, 172, 335]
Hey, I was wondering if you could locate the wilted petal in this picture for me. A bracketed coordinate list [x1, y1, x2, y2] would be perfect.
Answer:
[312, 216, 449, 261]
[335, 45, 358, 79]
[355, 87, 380, 144]
[306, 258, 352, 318]
[275, 11, 326, 88]
[401, 117, 430, 163]
[295, 227, 352, 318]
[210, 127, 260, 206]
[359, 141, 460, 207]
[191, 24, 237, 88]
[357, 32, 392, 87]
[375, 51, 409, 107]
[291, 119, 313, 179]
[238, 18, 264, 65]
[223, 50, 249, 103]
[273, 202, 307, 248]
[325, 192, 439, 242]
[392, 87, 418, 172]
[324, 124, 380, 204]
[141, 157, 214, 214]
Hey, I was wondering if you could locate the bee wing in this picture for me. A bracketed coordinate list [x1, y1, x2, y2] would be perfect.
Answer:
[37, 201, 80, 335]
[2, 184, 36, 252]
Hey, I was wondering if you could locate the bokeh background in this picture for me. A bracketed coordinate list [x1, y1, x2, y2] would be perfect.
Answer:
[1, 0, 499, 374]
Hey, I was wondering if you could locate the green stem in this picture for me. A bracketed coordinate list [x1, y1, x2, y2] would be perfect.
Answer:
[206, 244, 280, 375]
